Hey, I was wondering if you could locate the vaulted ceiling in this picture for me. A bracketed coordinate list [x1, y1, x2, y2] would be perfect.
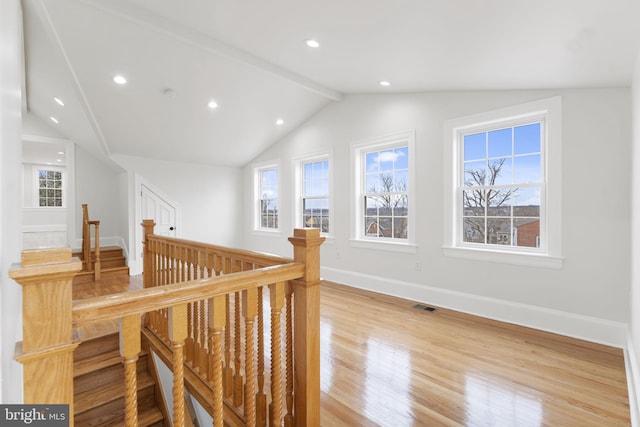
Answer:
[22, 0, 640, 167]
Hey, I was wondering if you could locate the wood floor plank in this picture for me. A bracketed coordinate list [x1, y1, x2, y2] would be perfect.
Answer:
[319, 281, 630, 426]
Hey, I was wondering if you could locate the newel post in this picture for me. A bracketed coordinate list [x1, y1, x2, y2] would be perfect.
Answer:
[9, 248, 82, 424]
[142, 219, 156, 289]
[288, 228, 325, 427]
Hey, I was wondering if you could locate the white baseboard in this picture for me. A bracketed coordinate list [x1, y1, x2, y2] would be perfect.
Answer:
[321, 266, 628, 348]
[626, 334, 640, 427]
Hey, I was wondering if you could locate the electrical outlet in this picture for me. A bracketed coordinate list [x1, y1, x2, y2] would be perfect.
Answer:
[415, 261, 421, 271]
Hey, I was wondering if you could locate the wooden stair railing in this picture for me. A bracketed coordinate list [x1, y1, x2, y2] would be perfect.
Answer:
[11, 223, 324, 427]
[82, 203, 101, 280]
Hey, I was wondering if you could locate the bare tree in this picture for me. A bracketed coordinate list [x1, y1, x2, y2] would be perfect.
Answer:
[366, 173, 408, 237]
[463, 158, 516, 243]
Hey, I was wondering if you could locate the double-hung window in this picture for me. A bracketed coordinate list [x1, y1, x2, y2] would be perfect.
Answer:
[351, 130, 416, 252]
[254, 163, 279, 231]
[444, 97, 562, 268]
[462, 123, 541, 248]
[296, 155, 331, 234]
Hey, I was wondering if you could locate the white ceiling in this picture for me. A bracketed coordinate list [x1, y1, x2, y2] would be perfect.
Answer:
[22, 0, 640, 167]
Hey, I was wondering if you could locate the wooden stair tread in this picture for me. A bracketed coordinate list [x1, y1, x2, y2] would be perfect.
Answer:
[76, 398, 164, 427]
[104, 401, 164, 427]
[74, 349, 121, 378]
[74, 371, 155, 415]
[73, 266, 130, 284]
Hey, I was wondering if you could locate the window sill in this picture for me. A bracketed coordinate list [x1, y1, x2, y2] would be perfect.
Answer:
[350, 238, 417, 254]
[442, 245, 563, 269]
[252, 229, 282, 238]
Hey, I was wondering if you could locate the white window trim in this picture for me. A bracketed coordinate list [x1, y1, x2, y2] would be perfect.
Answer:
[253, 159, 281, 236]
[293, 151, 334, 238]
[32, 165, 66, 208]
[443, 96, 563, 268]
[350, 130, 417, 253]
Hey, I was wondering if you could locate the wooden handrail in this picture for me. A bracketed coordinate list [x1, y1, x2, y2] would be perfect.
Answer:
[72, 262, 305, 327]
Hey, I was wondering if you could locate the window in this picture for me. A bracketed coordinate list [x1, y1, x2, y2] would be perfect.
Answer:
[351, 130, 416, 252]
[296, 155, 331, 234]
[254, 163, 279, 231]
[34, 167, 64, 207]
[462, 123, 541, 248]
[443, 97, 562, 268]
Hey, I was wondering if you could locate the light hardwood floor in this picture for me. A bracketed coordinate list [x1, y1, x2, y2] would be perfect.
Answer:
[73, 276, 631, 426]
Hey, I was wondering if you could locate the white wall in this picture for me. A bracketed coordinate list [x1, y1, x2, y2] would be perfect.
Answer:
[244, 89, 632, 346]
[629, 50, 640, 423]
[0, 0, 24, 403]
[111, 154, 243, 258]
[74, 145, 127, 248]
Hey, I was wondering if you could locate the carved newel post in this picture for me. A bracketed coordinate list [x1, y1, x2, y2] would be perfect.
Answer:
[288, 228, 325, 427]
[9, 248, 82, 424]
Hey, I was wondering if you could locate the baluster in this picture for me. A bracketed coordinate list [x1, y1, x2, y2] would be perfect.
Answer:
[233, 291, 244, 407]
[170, 243, 176, 284]
[186, 302, 194, 364]
[193, 298, 201, 371]
[244, 288, 258, 427]
[268, 282, 285, 427]
[169, 304, 188, 427]
[120, 314, 141, 427]
[208, 295, 226, 427]
[256, 287, 266, 427]
[223, 292, 233, 397]
[199, 299, 208, 375]
[160, 242, 166, 285]
[284, 283, 294, 427]
[142, 220, 155, 289]
[180, 246, 186, 282]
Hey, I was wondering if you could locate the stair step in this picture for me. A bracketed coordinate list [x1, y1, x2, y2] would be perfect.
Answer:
[73, 246, 124, 260]
[74, 349, 121, 378]
[74, 382, 160, 427]
[75, 371, 155, 415]
[74, 333, 119, 362]
[73, 266, 130, 284]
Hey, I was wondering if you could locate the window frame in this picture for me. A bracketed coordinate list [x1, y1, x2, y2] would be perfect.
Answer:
[294, 152, 333, 237]
[350, 130, 416, 253]
[253, 160, 281, 234]
[32, 165, 66, 208]
[443, 97, 563, 268]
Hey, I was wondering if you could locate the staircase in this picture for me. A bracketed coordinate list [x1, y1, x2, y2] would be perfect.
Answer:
[73, 332, 165, 426]
[73, 246, 130, 284]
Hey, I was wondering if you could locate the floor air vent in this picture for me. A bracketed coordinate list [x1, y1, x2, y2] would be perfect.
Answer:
[413, 304, 436, 312]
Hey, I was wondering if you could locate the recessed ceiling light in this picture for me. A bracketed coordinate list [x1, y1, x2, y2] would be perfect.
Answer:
[50, 117, 59, 124]
[54, 97, 64, 106]
[380, 81, 391, 87]
[56, 159, 62, 162]
[113, 75, 127, 85]
[207, 100, 218, 109]
[305, 39, 320, 48]
[276, 118, 284, 126]
[58, 151, 65, 155]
